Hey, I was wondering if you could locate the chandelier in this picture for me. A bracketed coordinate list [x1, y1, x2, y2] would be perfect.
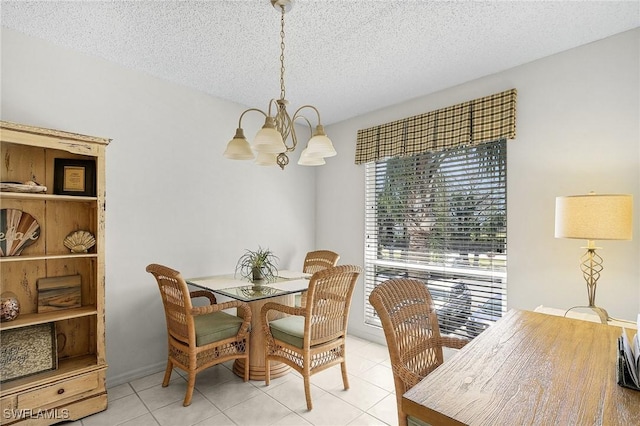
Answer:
[223, 0, 336, 170]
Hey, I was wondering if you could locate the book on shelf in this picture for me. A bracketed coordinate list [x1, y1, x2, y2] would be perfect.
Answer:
[617, 314, 640, 391]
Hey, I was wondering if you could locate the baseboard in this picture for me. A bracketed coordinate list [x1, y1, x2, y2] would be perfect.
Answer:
[105, 360, 167, 388]
[347, 325, 386, 346]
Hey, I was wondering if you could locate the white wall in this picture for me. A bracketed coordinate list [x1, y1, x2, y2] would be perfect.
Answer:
[1, 28, 318, 386]
[319, 28, 640, 343]
[2, 26, 638, 386]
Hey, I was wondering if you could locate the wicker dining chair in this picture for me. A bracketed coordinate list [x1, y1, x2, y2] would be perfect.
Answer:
[299, 250, 340, 307]
[146, 263, 251, 406]
[302, 250, 340, 274]
[261, 264, 362, 410]
[369, 278, 469, 426]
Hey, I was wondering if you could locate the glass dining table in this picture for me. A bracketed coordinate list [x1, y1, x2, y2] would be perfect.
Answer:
[186, 270, 311, 380]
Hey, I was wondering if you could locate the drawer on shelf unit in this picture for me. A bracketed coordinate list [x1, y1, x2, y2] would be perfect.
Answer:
[17, 372, 100, 411]
[0, 395, 17, 425]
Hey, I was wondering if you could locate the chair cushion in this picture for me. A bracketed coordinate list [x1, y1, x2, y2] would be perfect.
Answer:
[194, 311, 244, 347]
[269, 315, 304, 348]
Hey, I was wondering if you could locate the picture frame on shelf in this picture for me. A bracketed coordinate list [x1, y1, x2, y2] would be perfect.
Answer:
[37, 274, 82, 313]
[53, 158, 96, 197]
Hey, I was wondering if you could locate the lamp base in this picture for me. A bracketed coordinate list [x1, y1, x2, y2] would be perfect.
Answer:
[564, 305, 609, 324]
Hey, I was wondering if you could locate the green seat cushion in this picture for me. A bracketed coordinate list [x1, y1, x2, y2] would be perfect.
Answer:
[269, 316, 305, 348]
[407, 415, 430, 426]
[193, 311, 244, 347]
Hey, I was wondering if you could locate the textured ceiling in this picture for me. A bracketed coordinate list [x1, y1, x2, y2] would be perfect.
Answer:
[2, 1, 639, 125]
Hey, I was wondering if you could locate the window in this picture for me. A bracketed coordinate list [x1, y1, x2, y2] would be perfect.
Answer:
[364, 139, 507, 338]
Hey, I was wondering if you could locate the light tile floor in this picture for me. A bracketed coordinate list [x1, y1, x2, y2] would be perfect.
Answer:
[71, 336, 399, 426]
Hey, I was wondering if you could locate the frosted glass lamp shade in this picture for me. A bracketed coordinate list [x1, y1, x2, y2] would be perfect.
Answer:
[555, 193, 633, 240]
[298, 148, 326, 166]
[305, 125, 336, 158]
[223, 128, 254, 160]
[253, 117, 286, 153]
[254, 152, 278, 166]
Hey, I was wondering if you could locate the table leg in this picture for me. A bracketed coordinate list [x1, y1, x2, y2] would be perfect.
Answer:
[233, 293, 293, 381]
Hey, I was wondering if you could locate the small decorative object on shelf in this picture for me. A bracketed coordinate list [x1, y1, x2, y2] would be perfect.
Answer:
[37, 275, 82, 313]
[63, 230, 96, 253]
[0, 291, 20, 322]
[53, 158, 96, 197]
[0, 323, 57, 383]
[0, 208, 41, 257]
[235, 246, 279, 284]
[0, 180, 47, 193]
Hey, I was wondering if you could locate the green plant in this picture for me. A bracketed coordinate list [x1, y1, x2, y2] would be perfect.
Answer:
[235, 247, 279, 282]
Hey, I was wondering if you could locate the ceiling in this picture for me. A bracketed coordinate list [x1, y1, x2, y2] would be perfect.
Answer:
[2, 1, 639, 125]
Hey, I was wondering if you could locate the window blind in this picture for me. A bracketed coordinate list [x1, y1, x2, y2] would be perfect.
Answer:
[364, 139, 507, 338]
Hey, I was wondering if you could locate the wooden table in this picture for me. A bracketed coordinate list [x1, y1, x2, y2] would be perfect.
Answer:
[402, 309, 640, 425]
[187, 271, 310, 381]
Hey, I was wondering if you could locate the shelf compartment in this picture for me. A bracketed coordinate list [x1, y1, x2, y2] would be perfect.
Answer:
[0, 196, 98, 258]
[0, 306, 98, 331]
[1, 257, 96, 316]
[0, 192, 97, 203]
[0, 354, 105, 396]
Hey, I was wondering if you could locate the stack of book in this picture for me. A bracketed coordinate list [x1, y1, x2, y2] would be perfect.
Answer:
[617, 314, 640, 391]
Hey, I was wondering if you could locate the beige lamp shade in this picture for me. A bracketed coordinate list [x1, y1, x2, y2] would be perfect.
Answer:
[305, 125, 337, 158]
[297, 147, 326, 166]
[555, 193, 633, 240]
[254, 151, 278, 166]
[223, 128, 255, 160]
[253, 117, 286, 154]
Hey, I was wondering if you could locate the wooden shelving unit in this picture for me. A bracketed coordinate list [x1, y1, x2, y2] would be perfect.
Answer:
[0, 121, 109, 425]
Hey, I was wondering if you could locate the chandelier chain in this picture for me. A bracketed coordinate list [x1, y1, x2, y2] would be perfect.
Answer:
[279, 5, 286, 101]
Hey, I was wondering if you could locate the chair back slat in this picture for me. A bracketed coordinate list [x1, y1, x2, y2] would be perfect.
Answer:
[305, 265, 359, 345]
[303, 250, 340, 274]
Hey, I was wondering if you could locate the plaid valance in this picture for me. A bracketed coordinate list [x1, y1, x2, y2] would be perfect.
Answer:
[355, 89, 517, 164]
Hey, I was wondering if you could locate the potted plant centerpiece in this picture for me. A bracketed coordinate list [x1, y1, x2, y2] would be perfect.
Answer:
[235, 247, 279, 286]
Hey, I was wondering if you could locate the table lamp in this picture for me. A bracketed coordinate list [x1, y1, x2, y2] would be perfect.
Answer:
[554, 192, 633, 323]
